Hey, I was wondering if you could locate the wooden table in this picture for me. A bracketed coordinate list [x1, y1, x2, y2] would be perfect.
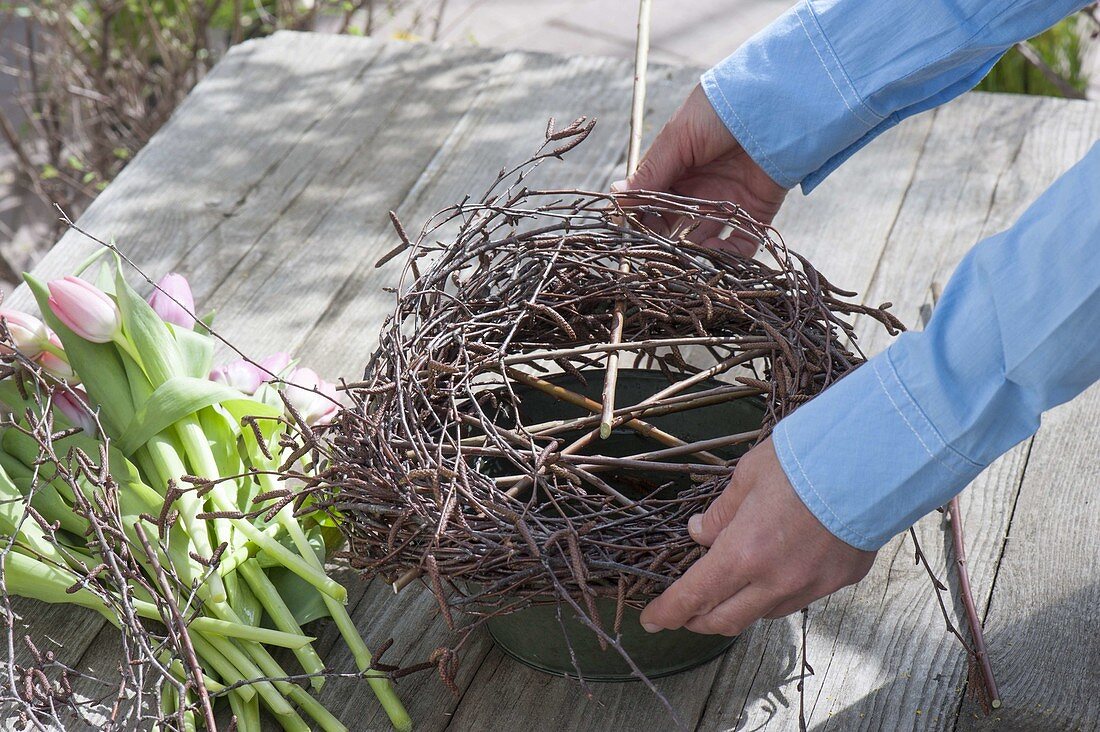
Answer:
[11, 32, 1100, 732]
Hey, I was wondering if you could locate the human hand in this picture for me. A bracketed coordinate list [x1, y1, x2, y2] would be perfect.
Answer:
[612, 84, 789, 256]
[639, 438, 876, 635]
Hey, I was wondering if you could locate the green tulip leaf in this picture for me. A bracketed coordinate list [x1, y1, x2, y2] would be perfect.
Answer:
[114, 266, 184, 385]
[118, 376, 280, 456]
[223, 394, 284, 461]
[267, 529, 331, 626]
[234, 570, 264, 628]
[1, 429, 44, 472]
[0, 379, 31, 414]
[0, 451, 85, 536]
[0, 463, 30, 536]
[170, 324, 215, 380]
[266, 566, 332, 626]
[198, 405, 242, 475]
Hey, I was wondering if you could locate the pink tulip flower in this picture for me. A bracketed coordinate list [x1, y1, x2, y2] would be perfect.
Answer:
[54, 387, 96, 434]
[258, 351, 292, 379]
[47, 277, 122, 343]
[210, 359, 266, 395]
[0, 310, 50, 357]
[285, 367, 340, 426]
[210, 352, 294, 395]
[147, 272, 196, 328]
[38, 333, 78, 382]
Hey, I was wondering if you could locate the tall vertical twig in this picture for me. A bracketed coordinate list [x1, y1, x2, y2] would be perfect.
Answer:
[626, 0, 652, 175]
[600, 0, 653, 439]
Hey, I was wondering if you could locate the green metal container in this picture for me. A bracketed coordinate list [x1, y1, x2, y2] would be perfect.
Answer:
[484, 369, 765, 681]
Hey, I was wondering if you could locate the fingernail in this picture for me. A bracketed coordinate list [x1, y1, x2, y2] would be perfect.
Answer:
[610, 179, 627, 192]
[688, 513, 703, 537]
[641, 622, 661, 633]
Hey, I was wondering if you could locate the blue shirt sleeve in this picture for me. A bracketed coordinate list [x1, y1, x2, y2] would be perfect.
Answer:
[773, 145, 1100, 550]
[702, 0, 1091, 192]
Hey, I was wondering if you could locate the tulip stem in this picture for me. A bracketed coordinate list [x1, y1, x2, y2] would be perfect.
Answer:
[142, 435, 227, 604]
[38, 340, 67, 360]
[176, 416, 236, 559]
[237, 560, 328, 690]
[73, 244, 114, 276]
[173, 414, 345, 601]
[259, 468, 412, 732]
[191, 632, 305, 728]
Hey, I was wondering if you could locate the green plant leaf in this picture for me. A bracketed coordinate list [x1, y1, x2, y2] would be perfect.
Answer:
[197, 308, 216, 330]
[224, 388, 284, 460]
[0, 378, 31, 413]
[0, 450, 85, 536]
[114, 265, 184, 384]
[266, 566, 332, 626]
[234, 569, 265, 628]
[0, 463, 34, 537]
[117, 376, 280, 456]
[267, 529, 331, 626]
[200, 403, 268, 511]
[170, 323, 214, 379]
[198, 405, 240, 466]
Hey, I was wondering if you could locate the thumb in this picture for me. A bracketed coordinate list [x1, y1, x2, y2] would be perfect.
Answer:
[612, 119, 686, 194]
[701, 234, 759, 259]
[689, 473, 750, 547]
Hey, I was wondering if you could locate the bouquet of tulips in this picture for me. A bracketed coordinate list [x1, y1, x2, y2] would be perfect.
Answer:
[0, 257, 410, 731]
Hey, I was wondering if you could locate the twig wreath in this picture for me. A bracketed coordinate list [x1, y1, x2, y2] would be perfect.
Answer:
[317, 117, 905, 697]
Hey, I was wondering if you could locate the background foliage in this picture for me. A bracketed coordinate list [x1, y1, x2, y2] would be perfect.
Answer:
[0, 0, 445, 242]
[978, 14, 1093, 98]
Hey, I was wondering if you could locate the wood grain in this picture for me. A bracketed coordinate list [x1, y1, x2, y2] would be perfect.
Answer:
[956, 385, 1100, 732]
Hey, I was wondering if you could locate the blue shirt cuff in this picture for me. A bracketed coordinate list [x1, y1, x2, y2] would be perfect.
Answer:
[700, 0, 1085, 193]
[772, 346, 984, 551]
[700, 2, 883, 192]
[772, 144, 1100, 551]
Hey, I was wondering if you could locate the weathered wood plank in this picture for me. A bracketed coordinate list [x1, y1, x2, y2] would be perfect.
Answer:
[8, 32, 399, 310]
[955, 386, 1100, 732]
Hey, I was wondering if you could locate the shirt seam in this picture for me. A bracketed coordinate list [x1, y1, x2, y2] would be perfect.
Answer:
[779, 422, 875, 548]
[876, 353, 985, 473]
[798, 4, 882, 128]
[702, 72, 797, 188]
